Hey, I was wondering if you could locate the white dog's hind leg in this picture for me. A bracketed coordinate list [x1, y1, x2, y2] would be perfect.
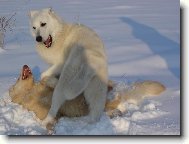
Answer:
[42, 46, 95, 127]
[42, 81, 67, 127]
[84, 76, 107, 123]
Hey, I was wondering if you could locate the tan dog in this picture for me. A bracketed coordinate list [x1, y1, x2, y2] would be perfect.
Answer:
[9, 65, 166, 122]
[9, 65, 90, 120]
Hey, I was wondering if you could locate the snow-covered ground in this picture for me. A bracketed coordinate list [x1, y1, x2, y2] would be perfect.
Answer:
[0, 0, 180, 135]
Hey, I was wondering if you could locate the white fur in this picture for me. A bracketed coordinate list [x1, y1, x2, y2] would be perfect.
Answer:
[29, 8, 63, 44]
[29, 8, 108, 127]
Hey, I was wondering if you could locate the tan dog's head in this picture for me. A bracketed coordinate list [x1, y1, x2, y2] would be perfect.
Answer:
[9, 65, 34, 99]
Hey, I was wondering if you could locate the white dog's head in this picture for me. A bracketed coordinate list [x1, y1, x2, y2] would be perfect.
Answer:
[29, 8, 62, 48]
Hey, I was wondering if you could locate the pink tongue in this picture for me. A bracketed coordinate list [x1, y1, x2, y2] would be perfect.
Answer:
[44, 36, 51, 48]
[45, 37, 50, 44]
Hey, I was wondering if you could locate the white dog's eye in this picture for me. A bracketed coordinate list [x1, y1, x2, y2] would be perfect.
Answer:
[41, 23, 46, 27]
[33, 26, 36, 30]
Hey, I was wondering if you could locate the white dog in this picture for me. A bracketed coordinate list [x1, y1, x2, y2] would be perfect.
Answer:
[29, 8, 108, 127]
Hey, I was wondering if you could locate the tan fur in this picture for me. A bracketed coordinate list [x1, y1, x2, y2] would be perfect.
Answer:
[105, 96, 122, 111]
[105, 81, 166, 108]
[9, 67, 165, 120]
[133, 81, 166, 96]
[9, 71, 114, 120]
[9, 69, 89, 120]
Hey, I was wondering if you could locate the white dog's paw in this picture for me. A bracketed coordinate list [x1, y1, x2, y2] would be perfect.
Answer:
[42, 115, 56, 130]
[41, 71, 51, 80]
[41, 76, 58, 88]
[41, 70, 52, 79]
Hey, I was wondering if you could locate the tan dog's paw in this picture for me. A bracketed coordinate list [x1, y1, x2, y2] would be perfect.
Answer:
[106, 109, 123, 119]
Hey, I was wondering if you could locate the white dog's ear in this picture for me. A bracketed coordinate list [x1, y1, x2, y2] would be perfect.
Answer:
[44, 7, 53, 14]
[28, 10, 38, 18]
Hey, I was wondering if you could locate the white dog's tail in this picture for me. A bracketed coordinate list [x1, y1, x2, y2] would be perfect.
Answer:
[105, 80, 166, 113]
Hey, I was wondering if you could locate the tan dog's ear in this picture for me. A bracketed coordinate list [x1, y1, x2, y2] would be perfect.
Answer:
[28, 10, 38, 18]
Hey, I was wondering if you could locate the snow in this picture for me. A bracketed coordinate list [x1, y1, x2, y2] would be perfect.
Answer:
[0, 0, 180, 135]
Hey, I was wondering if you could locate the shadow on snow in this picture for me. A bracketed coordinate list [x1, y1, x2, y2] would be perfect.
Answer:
[120, 17, 180, 78]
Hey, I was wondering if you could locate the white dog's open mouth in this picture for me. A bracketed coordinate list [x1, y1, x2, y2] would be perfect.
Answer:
[44, 35, 52, 48]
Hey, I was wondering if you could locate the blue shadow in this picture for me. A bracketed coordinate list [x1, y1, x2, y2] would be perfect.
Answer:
[120, 17, 180, 78]
[32, 66, 41, 81]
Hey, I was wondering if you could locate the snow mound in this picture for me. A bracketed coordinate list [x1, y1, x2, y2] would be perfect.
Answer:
[0, 90, 170, 135]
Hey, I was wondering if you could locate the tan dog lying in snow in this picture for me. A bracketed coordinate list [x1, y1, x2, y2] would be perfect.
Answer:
[9, 65, 165, 121]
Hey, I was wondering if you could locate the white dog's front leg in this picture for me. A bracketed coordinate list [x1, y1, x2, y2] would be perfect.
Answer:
[41, 64, 62, 79]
